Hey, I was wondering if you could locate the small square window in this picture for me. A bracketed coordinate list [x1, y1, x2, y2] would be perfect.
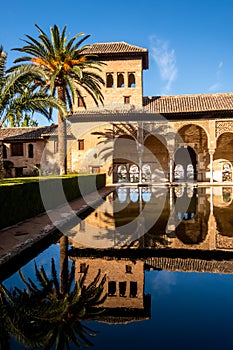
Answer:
[119, 281, 127, 297]
[125, 265, 132, 273]
[80, 263, 87, 273]
[124, 96, 130, 104]
[130, 281, 137, 298]
[11, 143, 23, 156]
[108, 281, 116, 296]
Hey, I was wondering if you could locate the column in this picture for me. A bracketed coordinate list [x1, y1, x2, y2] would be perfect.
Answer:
[208, 149, 215, 184]
[169, 152, 174, 183]
[208, 186, 217, 250]
[137, 121, 144, 184]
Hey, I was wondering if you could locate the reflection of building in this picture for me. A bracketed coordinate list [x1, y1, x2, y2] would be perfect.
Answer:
[70, 255, 151, 324]
[70, 185, 233, 252]
[1, 42, 233, 182]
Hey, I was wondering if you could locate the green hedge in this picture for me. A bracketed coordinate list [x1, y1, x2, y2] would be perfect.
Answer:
[0, 174, 106, 230]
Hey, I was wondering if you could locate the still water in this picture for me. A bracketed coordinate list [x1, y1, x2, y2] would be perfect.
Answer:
[1, 185, 233, 350]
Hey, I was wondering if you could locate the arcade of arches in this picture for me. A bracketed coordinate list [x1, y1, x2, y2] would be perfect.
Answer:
[108, 120, 233, 183]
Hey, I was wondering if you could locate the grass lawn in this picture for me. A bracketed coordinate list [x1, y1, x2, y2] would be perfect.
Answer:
[0, 174, 88, 186]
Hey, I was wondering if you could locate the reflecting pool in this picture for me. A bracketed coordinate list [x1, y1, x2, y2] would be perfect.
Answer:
[1, 185, 233, 350]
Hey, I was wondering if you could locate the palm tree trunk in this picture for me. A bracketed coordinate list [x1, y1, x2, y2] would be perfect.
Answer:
[60, 235, 69, 295]
[0, 141, 4, 179]
[57, 86, 67, 175]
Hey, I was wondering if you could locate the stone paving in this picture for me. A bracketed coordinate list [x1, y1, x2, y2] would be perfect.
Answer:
[0, 186, 115, 269]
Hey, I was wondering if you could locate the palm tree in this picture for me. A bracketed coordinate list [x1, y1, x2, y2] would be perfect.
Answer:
[0, 259, 106, 349]
[0, 46, 66, 178]
[12, 24, 105, 175]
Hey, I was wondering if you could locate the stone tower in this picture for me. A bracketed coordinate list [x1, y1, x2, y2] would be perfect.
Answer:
[76, 42, 148, 109]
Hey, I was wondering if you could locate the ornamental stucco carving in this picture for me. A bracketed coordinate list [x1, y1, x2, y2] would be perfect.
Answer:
[216, 120, 233, 138]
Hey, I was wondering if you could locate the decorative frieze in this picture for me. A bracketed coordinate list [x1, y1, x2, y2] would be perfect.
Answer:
[216, 120, 233, 138]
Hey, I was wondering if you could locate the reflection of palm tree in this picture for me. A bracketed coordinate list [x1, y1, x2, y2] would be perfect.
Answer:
[0, 259, 106, 349]
[0, 301, 10, 350]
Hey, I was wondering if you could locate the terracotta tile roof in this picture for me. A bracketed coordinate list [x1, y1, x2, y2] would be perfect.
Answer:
[0, 124, 74, 141]
[84, 42, 148, 54]
[83, 42, 148, 69]
[143, 93, 233, 114]
[0, 125, 57, 141]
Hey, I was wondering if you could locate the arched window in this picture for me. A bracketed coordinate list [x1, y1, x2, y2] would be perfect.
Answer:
[117, 165, 127, 182]
[3, 144, 7, 159]
[222, 163, 232, 181]
[106, 73, 114, 88]
[28, 144, 34, 158]
[117, 73, 124, 88]
[128, 73, 136, 88]
[174, 164, 184, 180]
[129, 164, 139, 183]
[142, 164, 151, 182]
[187, 164, 194, 179]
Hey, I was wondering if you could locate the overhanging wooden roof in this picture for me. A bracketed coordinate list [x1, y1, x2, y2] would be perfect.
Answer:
[83, 42, 149, 69]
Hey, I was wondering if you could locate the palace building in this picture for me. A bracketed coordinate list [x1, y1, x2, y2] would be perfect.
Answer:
[1, 41, 233, 183]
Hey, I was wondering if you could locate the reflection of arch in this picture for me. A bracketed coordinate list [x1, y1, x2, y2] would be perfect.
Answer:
[222, 187, 232, 204]
[214, 192, 233, 237]
[175, 187, 208, 244]
[117, 187, 128, 202]
[175, 187, 197, 221]
[174, 146, 197, 180]
[130, 187, 139, 202]
[211, 187, 233, 207]
[142, 187, 151, 202]
[174, 185, 184, 198]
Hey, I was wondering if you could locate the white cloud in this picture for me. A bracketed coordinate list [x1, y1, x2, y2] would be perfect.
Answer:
[150, 36, 178, 94]
[152, 270, 176, 295]
[208, 61, 223, 92]
[209, 82, 221, 92]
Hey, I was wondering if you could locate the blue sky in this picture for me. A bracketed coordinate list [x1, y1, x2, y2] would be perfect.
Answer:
[1, 0, 233, 124]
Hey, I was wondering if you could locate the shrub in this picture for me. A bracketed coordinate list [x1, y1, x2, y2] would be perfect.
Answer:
[0, 174, 106, 229]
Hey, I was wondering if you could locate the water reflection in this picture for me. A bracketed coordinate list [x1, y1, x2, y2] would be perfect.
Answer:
[69, 185, 233, 252]
[0, 259, 107, 349]
[2, 186, 233, 349]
